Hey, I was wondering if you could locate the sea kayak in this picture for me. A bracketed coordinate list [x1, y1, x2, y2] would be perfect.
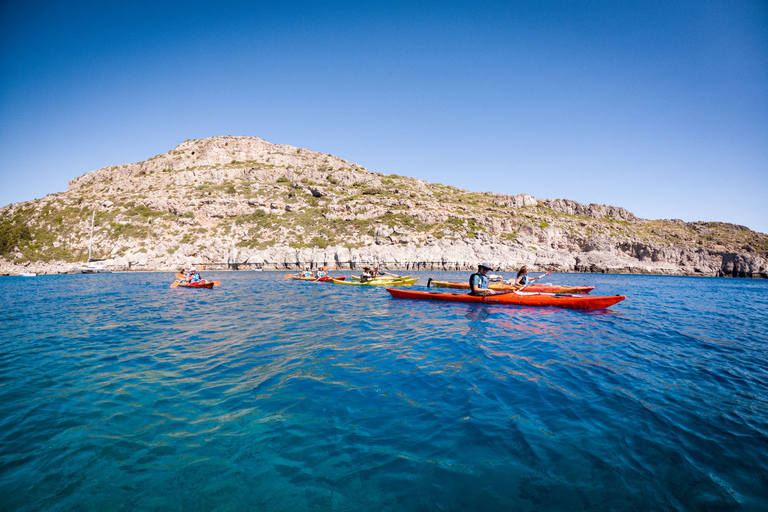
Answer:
[176, 281, 215, 289]
[351, 275, 412, 281]
[386, 288, 625, 309]
[332, 277, 419, 286]
[426, 279, 595, 294]
[289, 275, 344, 282]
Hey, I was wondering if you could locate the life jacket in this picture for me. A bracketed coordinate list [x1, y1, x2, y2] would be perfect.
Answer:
[469, 272, 488, 292]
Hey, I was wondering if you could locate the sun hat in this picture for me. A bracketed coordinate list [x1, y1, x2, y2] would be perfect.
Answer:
[479, 262, 493, 270]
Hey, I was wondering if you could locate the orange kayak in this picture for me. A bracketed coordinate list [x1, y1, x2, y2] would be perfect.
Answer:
[426, 279, 594, 294]
[387, 288, 625, 309]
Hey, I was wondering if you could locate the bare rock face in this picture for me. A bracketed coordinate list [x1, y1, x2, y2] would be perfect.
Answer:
[1, 135, 766, 277]
[720, 252, 768, 277]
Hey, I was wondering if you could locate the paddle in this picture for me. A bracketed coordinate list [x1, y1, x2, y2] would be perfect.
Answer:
[171, 272, 186, 288]
[481, 274, 552, 297]
[504, 270, 553, 288]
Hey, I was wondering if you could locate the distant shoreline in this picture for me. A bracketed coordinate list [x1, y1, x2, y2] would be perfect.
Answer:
[2, 265, 766, 279]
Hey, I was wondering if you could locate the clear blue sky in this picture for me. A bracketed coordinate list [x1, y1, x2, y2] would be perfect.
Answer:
[2, 1, 766, 233]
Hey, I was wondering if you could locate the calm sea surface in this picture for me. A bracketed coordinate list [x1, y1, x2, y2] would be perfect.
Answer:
[1, 271, 767, 511]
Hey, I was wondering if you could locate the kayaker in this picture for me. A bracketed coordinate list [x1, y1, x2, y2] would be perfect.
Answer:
[187, 270, 201, 283]
[469, 262, 497, 296]
[300, 266, 313, 278]
[316, 266, 328, 278]
[509, 266, 543, 289]
[360, 266, 374, 283]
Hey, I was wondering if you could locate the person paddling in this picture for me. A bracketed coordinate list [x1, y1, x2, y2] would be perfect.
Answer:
[469, 262, 498, 296]
[316, 266, 328, 278]
[509, 266, 544, 289]
[187, 269, 202, 283]
[360, 266, 375, 283]
[300, 266, 313, 278]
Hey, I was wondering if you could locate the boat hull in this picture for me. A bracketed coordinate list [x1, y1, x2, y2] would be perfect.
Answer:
[177, 281, 215, 289]
[289, 276, 344, 282]
[427, 279, 594, 294]
[75, 267, 112, 274]
[387, 288, 624, 309]
[351, 275, 412, 281]
[333, 277, 419, 286]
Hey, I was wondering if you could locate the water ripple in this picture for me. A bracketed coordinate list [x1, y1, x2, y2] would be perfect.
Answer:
[1, 272, 767, 510]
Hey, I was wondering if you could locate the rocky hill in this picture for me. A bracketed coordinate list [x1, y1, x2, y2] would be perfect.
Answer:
[1, 136, 766, 277]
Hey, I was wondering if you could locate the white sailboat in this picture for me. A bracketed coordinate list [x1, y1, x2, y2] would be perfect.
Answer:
[76, 212, 112, 273]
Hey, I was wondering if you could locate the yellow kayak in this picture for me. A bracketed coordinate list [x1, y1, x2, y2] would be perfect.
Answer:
[332, 277, 419, 286]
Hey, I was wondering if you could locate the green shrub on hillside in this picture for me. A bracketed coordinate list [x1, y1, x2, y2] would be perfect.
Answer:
[0, 217, 32, 255]
[310, 236, 328, 249]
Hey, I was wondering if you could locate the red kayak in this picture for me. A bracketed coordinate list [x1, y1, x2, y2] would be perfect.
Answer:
[386, 288, 625, 310]
[176, 281, 215, 289]
[289, 275, 344, 282]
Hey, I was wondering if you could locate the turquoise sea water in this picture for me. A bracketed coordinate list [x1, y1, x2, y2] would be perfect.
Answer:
[1, 271, 767, 511]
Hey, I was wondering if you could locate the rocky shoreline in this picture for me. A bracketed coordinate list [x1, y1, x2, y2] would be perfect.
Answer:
[3, 239, 766, 278]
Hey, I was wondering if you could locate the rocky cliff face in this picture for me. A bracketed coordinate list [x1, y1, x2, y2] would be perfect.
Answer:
[1, 136, 766, 277]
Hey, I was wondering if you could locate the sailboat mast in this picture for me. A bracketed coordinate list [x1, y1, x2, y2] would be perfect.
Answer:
[88, 211, 94, 263]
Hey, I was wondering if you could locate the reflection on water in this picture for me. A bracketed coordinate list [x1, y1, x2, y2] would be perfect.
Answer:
[1, 271, 767, 511]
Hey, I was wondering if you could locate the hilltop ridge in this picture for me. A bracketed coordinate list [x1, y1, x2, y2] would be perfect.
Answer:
[1, 136, 766, 277]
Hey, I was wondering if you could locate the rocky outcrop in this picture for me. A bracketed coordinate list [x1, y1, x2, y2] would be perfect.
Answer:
[3, 239, 766, 278]
[1, 136, 766, 277]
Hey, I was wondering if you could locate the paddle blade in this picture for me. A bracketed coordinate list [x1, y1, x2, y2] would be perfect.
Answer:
[212, 281, 221, 287]
[170, 281, 179, 288]
[284, 274, 295, 278]
[175, 272, 185, 279]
